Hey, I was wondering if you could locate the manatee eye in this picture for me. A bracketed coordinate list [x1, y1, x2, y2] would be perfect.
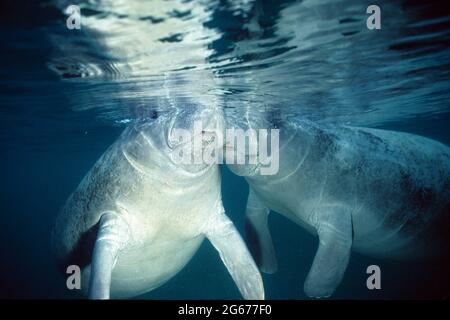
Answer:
[150, 110, 158, 119]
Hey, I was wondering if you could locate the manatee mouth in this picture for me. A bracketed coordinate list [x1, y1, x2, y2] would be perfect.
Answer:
[165, 129, 222, 176]
[224, 144, 261, 176]
[244, 162, 261, 176]
[201, 130, 222, 147]
[168, 132, 214, 151]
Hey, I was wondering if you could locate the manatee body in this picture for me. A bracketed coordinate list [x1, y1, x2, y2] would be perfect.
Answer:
[52, 109, 264, 299]
[228, 119, 450, 298]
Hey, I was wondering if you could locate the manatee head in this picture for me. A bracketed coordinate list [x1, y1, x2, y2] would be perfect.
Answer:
[224, 112, 279, 177]
[135, 105, 225, 175]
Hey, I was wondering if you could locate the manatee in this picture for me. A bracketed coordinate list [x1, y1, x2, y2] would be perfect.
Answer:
[52, 106, 264, 299]
[227, 118, 450, 298]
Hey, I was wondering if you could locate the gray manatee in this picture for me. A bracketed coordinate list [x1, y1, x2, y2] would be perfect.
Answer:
[52, 106, 264, 299]
[227, 118, 450, 298]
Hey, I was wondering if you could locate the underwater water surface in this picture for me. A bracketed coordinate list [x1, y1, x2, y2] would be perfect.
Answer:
[0, 0, 449, 299]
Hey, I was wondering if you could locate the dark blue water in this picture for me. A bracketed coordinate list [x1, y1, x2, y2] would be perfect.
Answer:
[0, 0, 449, 299]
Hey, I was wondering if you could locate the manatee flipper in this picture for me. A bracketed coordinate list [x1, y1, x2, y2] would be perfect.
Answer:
[204, 208, 265, 300]
[245, 189, 277, 274]
[304, 206, 352, 298]
[88, 212, 130, 299]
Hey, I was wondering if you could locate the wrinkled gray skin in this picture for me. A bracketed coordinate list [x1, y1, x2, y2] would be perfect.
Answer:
[228, 119, 450, 298]
[52, 106, 264, 299]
